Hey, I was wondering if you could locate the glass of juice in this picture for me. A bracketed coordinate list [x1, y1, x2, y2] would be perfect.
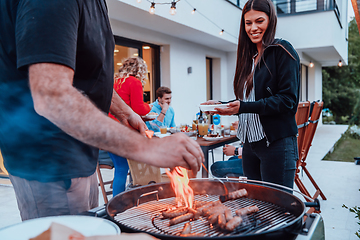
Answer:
[160, 127, 167, 134]
[197, 123, 209, 137]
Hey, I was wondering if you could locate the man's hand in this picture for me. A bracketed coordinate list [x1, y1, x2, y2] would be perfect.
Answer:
[159, 100, 169, 113]
[223, 144, 236, 156]
[215, 101, 240, 115]
[141, 133, 204, 176]
[118, 111, 147, 136]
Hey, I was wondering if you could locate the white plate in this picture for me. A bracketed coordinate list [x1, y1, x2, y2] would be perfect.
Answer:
[203, 136, 223, 141]
[142, 113, 158, 119]
[230, 130, 237, 135]
[0, 215, 120, 240]
[199, 104, 229, 112]
[154, 132, 171, 138]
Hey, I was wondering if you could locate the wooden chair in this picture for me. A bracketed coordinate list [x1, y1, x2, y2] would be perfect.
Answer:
[127, 159, 170, 187]
[96, 150, 114, 204]
[295, 101, 326, 205]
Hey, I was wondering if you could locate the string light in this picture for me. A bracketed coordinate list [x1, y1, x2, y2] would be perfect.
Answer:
[338, 60, 342, 67]
[149, 2, 155, 14]
[191, 8, 196, 14]
[170, 1, 176, 15]
[309, 61, 314, 68]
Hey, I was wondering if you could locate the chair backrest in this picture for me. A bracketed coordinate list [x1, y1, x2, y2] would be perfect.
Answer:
[127, 159, 163, 186]
[96, 150, 114, 204]
[301, 101, 324, 162]
[295, 101, 310, 158]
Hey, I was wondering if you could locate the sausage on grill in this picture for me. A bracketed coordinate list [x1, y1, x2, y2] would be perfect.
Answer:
[162, 206, 188, 219]
[202, 204, 227, 216]
[180, 222, 192, 235]
[196, 200, 221, 213]
[224, 209, 233, 221]
[225, 216, 243, 231]
[217, 213, 227, 229]
[235, 206, 259, 216]
[187, 208, 201, 220]
[220, 189, 248, 202]
[169, 213, 194, 226]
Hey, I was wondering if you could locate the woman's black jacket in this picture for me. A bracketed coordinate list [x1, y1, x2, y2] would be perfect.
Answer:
[237, 38, 300, 144]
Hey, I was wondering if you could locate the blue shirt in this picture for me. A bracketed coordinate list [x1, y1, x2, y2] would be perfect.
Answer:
[146, 100, 176, 132]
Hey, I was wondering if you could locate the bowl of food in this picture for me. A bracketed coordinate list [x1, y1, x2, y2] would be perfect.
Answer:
[199, 104, 229, 112]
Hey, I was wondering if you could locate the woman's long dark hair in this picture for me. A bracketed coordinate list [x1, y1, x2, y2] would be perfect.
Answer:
[233, 0, 277, 99]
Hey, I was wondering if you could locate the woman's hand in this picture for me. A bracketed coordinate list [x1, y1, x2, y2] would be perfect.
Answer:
[215, 100, 240, 115]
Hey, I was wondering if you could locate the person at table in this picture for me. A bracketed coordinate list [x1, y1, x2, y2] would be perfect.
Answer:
[202, 0, 300, 189]
[108, 57, 151, 196]
[146, 86, 176, 132]
[0, 0, 204, 222]
[211, 121, 244, 178]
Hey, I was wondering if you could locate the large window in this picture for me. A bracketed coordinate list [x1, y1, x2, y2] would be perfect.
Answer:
[113, 36, 160, 103]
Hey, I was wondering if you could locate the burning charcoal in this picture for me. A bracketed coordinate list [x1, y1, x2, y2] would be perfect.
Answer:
[235, 205, 259, 216]
[180, 233, 205, 237]
[225, 216, 243, 231]
[169, 213, 194, 226]
[180, 222, 192, 235]
[220, 189, 248, 202]
[162, 206, 188, 219]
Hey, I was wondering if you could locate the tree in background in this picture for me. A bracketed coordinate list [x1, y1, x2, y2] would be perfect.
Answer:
[322, 18, 360, 124]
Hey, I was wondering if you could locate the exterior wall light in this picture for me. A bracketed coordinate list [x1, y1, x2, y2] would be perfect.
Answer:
[191, 8, 196, 14]
[136, 0, 141, 3]
[309, 61, 314, 68]
[149, 2, 155, 14]
[219, 29, 224, 35]
[338, 60, 343, 67]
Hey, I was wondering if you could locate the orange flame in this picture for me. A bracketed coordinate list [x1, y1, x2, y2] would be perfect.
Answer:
[165, 167, 194, 208]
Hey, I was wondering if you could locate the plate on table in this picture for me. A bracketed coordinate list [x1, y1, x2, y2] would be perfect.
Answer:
[230, 130, 237, 135]
[142, 113, 158, 120]
[154, 132, 171, 138]
[199, 104, 229, 112]
[203, 136, 223, 141]
[0, 215, 120, 240]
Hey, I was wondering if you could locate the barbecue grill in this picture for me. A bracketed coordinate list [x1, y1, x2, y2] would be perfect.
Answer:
[101, 178, 324, 240]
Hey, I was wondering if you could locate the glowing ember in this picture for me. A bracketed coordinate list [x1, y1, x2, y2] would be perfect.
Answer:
[166, 167, 194, 208]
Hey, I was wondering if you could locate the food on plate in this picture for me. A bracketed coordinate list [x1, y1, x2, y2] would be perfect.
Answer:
[207, 133, 220, 138]
[145, 130, 154, 139]
[220, 188, 248, 202]
[180, 222, 192, 235]
[169, 212, 194, 226]
[147, 112, 158, 116]
[225, 216, 243, 231]
[235, 205, 259, 216]
[162, 206, 188, 219]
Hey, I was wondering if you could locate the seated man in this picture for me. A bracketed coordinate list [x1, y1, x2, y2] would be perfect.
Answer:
[211, 121, 243, 178]
[146, 86, 176, 132]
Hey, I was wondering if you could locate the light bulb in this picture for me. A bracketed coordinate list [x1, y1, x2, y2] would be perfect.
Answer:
[309, 61, 314, 68]
[149, 2, 155, 14]
[136, 0, 141, 3]
[338, 60, 342, 67]
[191, 8, 196, 14]
[170, 2, 176, 15]
[219, 29, 224, 35]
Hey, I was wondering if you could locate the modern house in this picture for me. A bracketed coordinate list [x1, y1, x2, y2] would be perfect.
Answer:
[106, 0, 349, 125]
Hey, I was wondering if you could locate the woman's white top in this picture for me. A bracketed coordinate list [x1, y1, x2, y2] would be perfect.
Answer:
[237, 56, 266, 143]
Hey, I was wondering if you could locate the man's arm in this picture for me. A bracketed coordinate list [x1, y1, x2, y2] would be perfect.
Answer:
[29, 63, 204, 172]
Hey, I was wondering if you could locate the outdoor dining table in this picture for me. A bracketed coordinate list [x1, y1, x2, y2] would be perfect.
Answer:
[196, 135, 239, 178]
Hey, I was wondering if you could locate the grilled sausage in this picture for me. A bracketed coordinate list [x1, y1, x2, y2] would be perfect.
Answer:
[217, 213, 227, 229]
[220, 189, 248, 202]
[208, 212, 221, 224]
[194, 201, 207, 208]
[225, 216, 243, 231]
[187, 208, 201, 219]
[169, 213, 194, 226]
[196, 200, 221, 213]
[224, 209, 233, 222]
[235, 206, 259, 216]
[180, 222, 192, 235]
[162, 206, 188, 219]
[202, 204, 227, 216]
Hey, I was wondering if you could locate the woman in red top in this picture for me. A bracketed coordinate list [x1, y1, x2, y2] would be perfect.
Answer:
[109, 57, 151, 195]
